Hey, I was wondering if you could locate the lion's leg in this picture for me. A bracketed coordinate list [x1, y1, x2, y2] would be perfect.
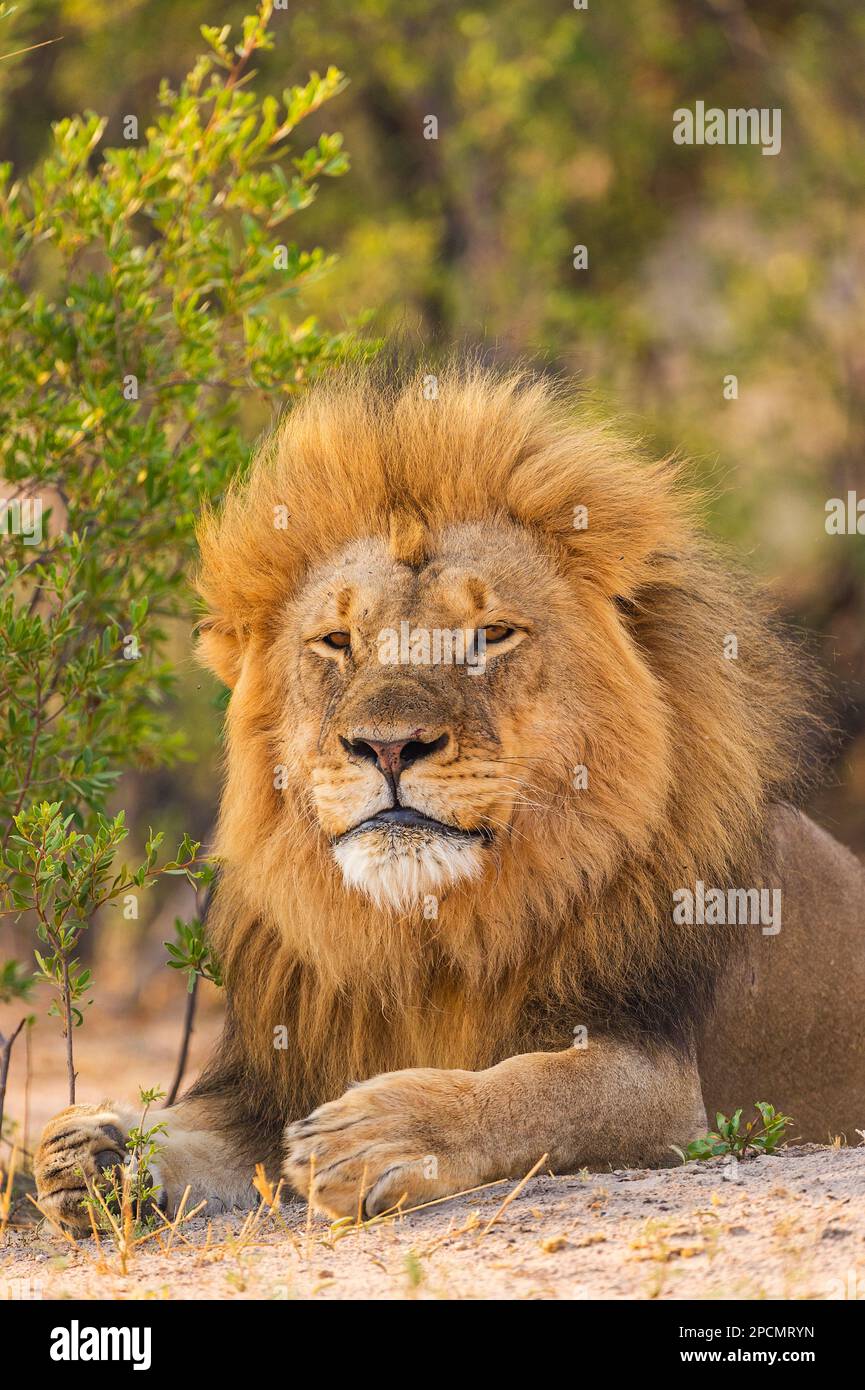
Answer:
[34, 1095, 261, 1230]
[284, 1037, 707, 1218]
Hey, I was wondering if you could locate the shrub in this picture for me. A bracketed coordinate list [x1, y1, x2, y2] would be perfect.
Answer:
[675, 1102, 794, 1163]
[0, 1, 366, 1112]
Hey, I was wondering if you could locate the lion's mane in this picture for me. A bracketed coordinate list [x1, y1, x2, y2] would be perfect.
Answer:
[190, 361, 817, 1143]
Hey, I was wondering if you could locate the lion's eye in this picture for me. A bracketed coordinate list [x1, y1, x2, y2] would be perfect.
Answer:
[321, 631, 351, 650]
[482, 624, 513, 644]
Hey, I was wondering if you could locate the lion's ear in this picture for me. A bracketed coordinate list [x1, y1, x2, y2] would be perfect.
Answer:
[195, 617, 244, 688]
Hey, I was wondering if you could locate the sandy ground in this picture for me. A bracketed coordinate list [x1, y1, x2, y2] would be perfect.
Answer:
[3, 991, 864, 1300]
[2, 1145, 864, 1301]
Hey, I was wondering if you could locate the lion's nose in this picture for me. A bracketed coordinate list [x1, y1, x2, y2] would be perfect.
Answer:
[340, 731, 448, 789]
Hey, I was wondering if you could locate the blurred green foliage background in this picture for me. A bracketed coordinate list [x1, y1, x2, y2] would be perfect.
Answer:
[1, 0, 862, 1026]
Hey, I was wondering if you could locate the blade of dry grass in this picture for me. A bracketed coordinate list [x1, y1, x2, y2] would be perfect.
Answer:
[479, 1153, 548, 1238]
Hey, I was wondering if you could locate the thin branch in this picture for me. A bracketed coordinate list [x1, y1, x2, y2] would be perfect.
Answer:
[0, 36, 64, 63]
[0, 1018, 26, 1146]
[165, 974, 198, 1107]
[60, 957, 76, 1104]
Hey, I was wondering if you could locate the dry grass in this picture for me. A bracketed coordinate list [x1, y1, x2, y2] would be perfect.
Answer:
[3, 1144, 865, 1301]
[1, 1148, 558, 1296]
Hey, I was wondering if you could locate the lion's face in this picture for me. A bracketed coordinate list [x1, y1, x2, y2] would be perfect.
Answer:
[196, 366, 801, 1012]
[271, 519, 583, 911]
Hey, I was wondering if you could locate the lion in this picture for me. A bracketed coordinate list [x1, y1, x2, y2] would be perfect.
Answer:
[35, 362, 865, 1226]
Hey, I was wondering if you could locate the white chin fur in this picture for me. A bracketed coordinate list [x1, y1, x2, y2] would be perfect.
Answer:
[333, 829, 485, 912]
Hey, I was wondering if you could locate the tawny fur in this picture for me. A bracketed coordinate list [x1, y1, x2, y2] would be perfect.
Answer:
[36, 361, 860, 1227]
[191, 362, 812, 1120]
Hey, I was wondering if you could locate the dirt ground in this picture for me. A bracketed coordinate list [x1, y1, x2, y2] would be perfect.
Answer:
[2, 992, 864, 1300]
[3, 1144, 864, 1301]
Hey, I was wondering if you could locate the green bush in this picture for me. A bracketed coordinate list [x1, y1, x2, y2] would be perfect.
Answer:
[0, 1, 365, 1112]
[675, 1102, 794, 1163]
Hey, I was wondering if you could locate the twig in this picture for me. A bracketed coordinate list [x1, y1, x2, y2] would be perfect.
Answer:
[329, 1172, 519, 1237]
[166, 967, 197, 1109]
[26, 1190, 81, 1246]
[166, 871, 217, 1106]
[479, 1153, 549, 1238]
[0, 36, 64, 63]
[0, 1145, 19, 1241]
[23, 1017, 32, 1160]
[60, 957, 76, 1104]
[0, 1018, 26, 1144]
[137, 1196, 208, 1247]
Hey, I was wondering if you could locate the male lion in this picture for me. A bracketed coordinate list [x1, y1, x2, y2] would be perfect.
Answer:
[35, 364, 865, 1224]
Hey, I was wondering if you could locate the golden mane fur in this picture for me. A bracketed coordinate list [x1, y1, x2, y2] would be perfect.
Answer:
[191, 361, 815, 1138]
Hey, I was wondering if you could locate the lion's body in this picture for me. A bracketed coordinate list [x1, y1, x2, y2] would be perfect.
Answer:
[185, 808, 865, 1168]
[35, 363, 864, 1225]
[704, 809, 865, 1141]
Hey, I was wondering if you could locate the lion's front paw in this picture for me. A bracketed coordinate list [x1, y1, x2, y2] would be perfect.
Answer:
[34, 1103, 130, 1230]
[283, 1068, 488, 1219]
